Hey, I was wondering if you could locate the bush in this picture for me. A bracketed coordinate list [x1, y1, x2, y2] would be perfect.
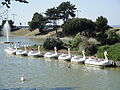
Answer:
[62, 18, 95, 37]
[78, 40, 98, 56]
[43, 37, 63, 50]
[97, 30, 120, 45]
[97, 43, 120, 61]
[108, 43, 120, 61]
[97, 45, 110, 58]
[69, 32, 82, 47]
[105, 30, 120, 44]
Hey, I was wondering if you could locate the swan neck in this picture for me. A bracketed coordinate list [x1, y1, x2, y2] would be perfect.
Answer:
[104, 54, 108, 62]
[68, 50, 70, 56]
[83, 52, 85, 58]
[54, 47, 57, 54]
[24, 46, 27, 51]
[38, 46, 40, 52]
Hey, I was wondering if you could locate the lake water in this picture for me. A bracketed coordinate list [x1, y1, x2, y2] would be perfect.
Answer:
[0, 36, 120, 90]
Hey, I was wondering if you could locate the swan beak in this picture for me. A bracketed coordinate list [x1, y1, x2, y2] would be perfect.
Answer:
[106, 53, 108, 56]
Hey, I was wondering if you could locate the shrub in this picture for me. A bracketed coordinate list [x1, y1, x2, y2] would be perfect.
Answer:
[69, 32, 82, 47]
[97, 30, 120, 45]
[78, 40, 98, 56]
[43, 37, 63, 50]
[108, 43, 120, 61]
[97, 45, 110, 58]
[105, 30, 120, 45]
[97, 43, 120, 61]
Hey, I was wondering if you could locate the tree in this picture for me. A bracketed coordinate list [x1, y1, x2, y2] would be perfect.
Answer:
[95, 16, 110, 33]
[57, 1, 76, 22]
[62, 18, 95, 37]
[45, 7, 60, 21]
[28, 12, 48, 32]
[45, 7, 60, 36]
[69, 32, 82, 48]
[97, 30, 120, 45]
[43, 37, 64, 50]
[1, 0, 28, 8]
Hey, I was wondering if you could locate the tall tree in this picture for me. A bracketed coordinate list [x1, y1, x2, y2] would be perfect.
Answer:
[28, 12, 48, 32]
[45, 7, 60, 21]
[95, 16, 110, 33]
[1, 0, 28, 8]
[57, 1, 76, 22]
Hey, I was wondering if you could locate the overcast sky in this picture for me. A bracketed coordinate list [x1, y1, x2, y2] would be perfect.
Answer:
[0, 0, 120, 26]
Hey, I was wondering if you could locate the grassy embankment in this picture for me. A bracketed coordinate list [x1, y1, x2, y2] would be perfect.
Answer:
[11, 27, 120, 56]
[11, 28, 75, 55]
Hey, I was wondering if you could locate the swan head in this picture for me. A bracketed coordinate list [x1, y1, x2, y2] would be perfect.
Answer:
[104, 51, 108, 56]
[82, 50, 85, 54]
[68, 48, 70, 52]
[54, 47, 57, 50]
[38, 46, 40, 49]
[54, 47, 57, 53]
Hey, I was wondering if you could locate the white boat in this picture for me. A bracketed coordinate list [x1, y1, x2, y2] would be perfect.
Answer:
[16, 45, 28, 56]
[85, 51, 111, 66]
[28, 46, 43, 57]
[4, 47, 17, 54]
[58, 48, 72, 61]
[71, 50, 86, 63]
[44, 47, 59, 58]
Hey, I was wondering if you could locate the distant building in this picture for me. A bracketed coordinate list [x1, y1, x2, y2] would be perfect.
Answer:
[14, 26, 29, 29]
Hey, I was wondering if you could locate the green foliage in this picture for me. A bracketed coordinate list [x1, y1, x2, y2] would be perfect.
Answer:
[97, 30, 120, 45]
[62, 18, 95, 36]
[45, 7, 60, 20]
[43, 37, 64, 50]
[28, 12, 48, 31]
[97, 43, 120, 61]
[105, 30, 120, 44]
[95, 16, 110, 33]
[57, 1, 76, 22]
[69, 32, 82, 47]
[97, 45, 110, 58]
[28, 22, 39, 30]
[78, 40, 98, 56]
[2, 0, 28, 8]
[108, 43, 120, 61]
[45, 1, 76, 23]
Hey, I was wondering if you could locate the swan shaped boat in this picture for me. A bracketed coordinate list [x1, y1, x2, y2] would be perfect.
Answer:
[4, 47, 17, 54]
[85, 51, 111, 66]
[44, 47, 59, 58]
[28, 46, 43, 57]
[58, 48, 72, 61]
[71, 50, 86, 63]
[4, 43, 18, 54]
[16, 45, 28, 56]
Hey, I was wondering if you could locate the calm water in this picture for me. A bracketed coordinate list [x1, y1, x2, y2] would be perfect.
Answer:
[0, 36, 120, 90]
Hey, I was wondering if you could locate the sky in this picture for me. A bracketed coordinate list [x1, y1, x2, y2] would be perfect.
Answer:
[0, 0, 120, 26]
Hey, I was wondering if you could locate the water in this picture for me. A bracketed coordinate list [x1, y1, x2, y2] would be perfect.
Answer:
[2, 21, 11, 42]
[0, 36, 120, 90]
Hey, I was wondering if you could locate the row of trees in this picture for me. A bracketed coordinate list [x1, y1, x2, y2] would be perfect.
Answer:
[63, 16, 110, 37]
[28, 1, 76, 31]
